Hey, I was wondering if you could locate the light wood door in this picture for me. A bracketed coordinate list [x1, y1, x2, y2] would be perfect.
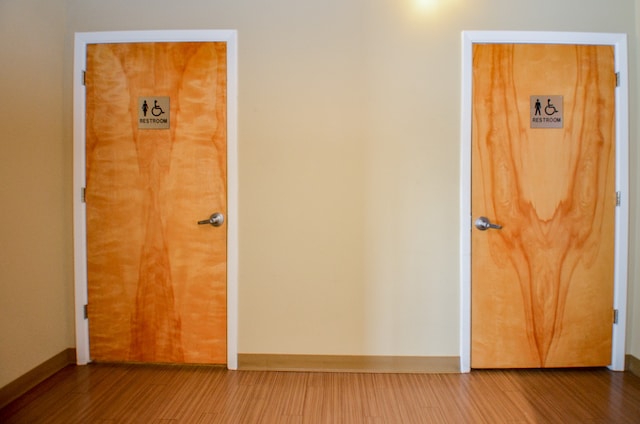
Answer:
[85, 42, 227, 364]
[471, 44, 616, 368]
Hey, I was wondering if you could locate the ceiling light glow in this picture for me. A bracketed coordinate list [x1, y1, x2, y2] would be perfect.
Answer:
[415, 0, 440, 12]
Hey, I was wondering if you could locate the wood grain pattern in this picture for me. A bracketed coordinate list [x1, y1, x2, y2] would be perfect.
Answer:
[471, 44, 616, 368]
[85, 42, 227, 364]
[0, 349, 76, 410]
[2, 364, 640, 423]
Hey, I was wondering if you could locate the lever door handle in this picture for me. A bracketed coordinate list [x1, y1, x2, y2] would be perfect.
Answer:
[198, 212, 225, 227]
[475, 216, 502, 231]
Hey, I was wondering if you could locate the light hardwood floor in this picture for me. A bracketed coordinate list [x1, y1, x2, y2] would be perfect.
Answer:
[1, 364, 639, 423]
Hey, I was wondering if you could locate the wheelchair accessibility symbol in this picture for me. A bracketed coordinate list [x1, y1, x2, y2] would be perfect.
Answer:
[544, 99, 558, 115]
[138, 96, 170, 129]
[530, 95, 563, 129]
[142, 100, 165, 117]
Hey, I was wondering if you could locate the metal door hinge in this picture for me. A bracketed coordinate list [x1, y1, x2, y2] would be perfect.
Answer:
[82, 70, 86, 86]
[81, 187, 86, 203]
[613, 309, 619, 324]
[616, 191, 621, 207]
[615, 72, 620, 87]
[84, 304, 88, 320]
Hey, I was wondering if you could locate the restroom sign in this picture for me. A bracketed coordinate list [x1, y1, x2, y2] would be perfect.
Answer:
[530, 95, 563, 128]
[138, 96, 170, 129]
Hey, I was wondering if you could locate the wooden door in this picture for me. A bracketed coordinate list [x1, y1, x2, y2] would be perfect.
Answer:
[471, 44, 616, 368]
[85, 42, 227, 364]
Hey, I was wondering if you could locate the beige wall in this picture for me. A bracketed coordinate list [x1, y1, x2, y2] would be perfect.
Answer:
[1, 0, 638, 388]
[0, 0, 72, 387]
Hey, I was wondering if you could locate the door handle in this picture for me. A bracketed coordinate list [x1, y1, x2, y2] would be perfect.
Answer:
[474, 216, 502, 231]
[198, 212, 225, 227]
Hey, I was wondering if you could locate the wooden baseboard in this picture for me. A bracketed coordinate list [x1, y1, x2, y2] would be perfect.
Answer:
[0, 348, 76, 410]
[626, 354, 640, 377]
[238, 354, 460, 373]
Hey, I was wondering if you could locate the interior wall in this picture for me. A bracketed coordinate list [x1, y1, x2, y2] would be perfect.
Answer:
[1, 0, 638, 389]
[631, 0, 640, 360]
[64, 0, 638, 358]
[0, 0, 71, 388]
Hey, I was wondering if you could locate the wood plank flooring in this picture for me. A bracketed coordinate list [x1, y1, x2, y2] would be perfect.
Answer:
[1, 364, 639, 423]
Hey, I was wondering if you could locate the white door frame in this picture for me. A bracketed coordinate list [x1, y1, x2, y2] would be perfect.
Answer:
[460, 31, 629, 372]
[72, 30, 239, 369]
